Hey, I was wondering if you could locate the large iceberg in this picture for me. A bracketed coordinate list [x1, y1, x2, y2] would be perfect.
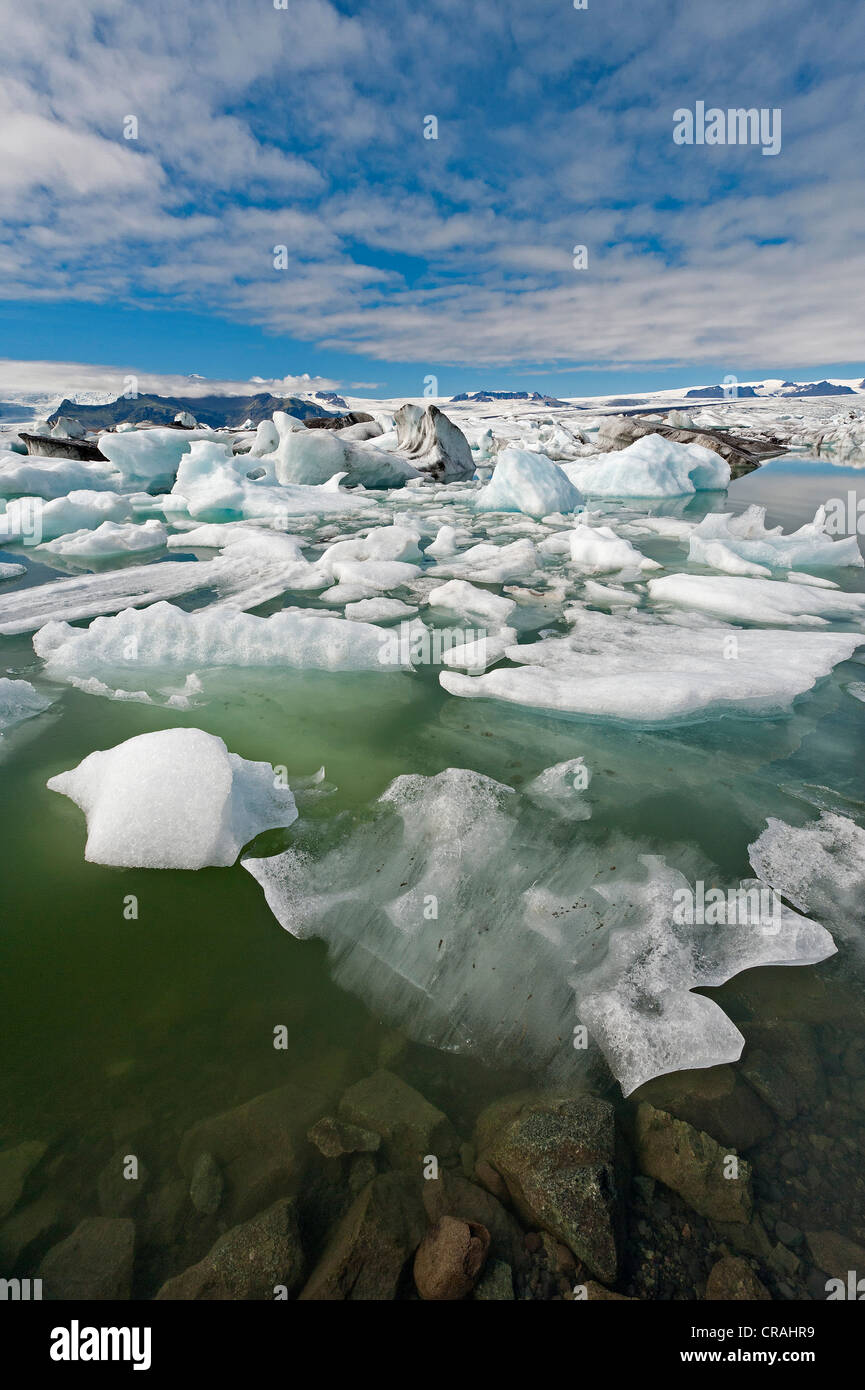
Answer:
[562, 433, 730, 498]
[170, 441, 381, 522]
[268, 418, 419, 489]
[98, 427, 224, 488]
[47, 727, 298, 869]
[393, 404, 475, 481]
[475, 447, 584, 517]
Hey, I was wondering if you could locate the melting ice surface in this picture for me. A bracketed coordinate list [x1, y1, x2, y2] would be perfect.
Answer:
[243, 766, 835, 1095]
[1, 406, 863, 1097]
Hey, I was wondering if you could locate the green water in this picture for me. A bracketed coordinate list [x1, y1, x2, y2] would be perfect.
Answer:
[1, 454, 864, 1297]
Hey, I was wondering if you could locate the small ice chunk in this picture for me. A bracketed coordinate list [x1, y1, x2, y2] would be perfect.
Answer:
[344, 597, 418, 623]
[0, 677, 53, 735]
[429, 538, 539, 584]
[440, 626, 517, 672]
[524, 757, 592, 820]
[47, 728, 299, 869]
[427, 579, 517, 625]
[567, 525, 660, 574]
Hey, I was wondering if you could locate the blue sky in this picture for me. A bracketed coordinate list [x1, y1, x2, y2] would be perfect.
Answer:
[1, 0, 863, 400]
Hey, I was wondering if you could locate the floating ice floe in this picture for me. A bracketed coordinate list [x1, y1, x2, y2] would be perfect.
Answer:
[688, 504, 863, 572]
[47, 727, 298, 869]
[0, 453, 118, 498]
[440, 626, 517, 672]
[562, 433, 730, 497]
[0, 677, 54, 737]
[0, 490, 134, 544]
[648, 573, 865, 627]
[748, 811, 865, 947]
[242, 766, 834, 1095]
[0, 530, 324, 633]
[427, 578, 517, 626]
[475, 447, 584, 517]
[344, 597, 418, 623]
[33, 600, 416, 689]
[39, 519, 168, 559]
[566, 525, 661, 575]
[426, 537, 539, 584]
[0, 562, 25, 579]
[439, 606, 861, 722]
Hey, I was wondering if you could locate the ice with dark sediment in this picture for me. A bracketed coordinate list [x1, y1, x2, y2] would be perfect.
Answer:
[243, 766, 835, 1095]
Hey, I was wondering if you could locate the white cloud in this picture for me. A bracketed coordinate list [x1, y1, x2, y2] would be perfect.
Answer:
[0, 359, 340, 405]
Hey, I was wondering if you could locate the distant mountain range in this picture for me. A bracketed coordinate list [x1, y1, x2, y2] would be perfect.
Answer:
[45, 392, 337, 431]
[684, 379, 858, 400]
[450, 389, 571, 407]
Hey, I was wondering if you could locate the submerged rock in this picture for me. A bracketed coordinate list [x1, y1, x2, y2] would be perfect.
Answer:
[475, 1093, 623, 1284]
[338, 1070, 459, 1170]
[0, 1140, 47, 1222]
[299, 1173, 425, 1300]
[632, 1065, 774, 1152]
[38, 1217, 135, 1300]
[705, 1255, 770, 1300]
[0, 1194, 63, 1268]
[179, 1081, 331, 1222]
[393, 404, 475, 481]
[156, 1198, 304, 1300]
[578, 1280, 634, 1300]
[634, 1103, 752, 1225]
[422, 1167, 524, 1266]
[805, 1229, 865, 1281]
[189, 1152, 223, 1216]
[473, 1258, 515, 1300]
[414, 1215, 490, 1300]
[307, 1116, 381, 1160]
